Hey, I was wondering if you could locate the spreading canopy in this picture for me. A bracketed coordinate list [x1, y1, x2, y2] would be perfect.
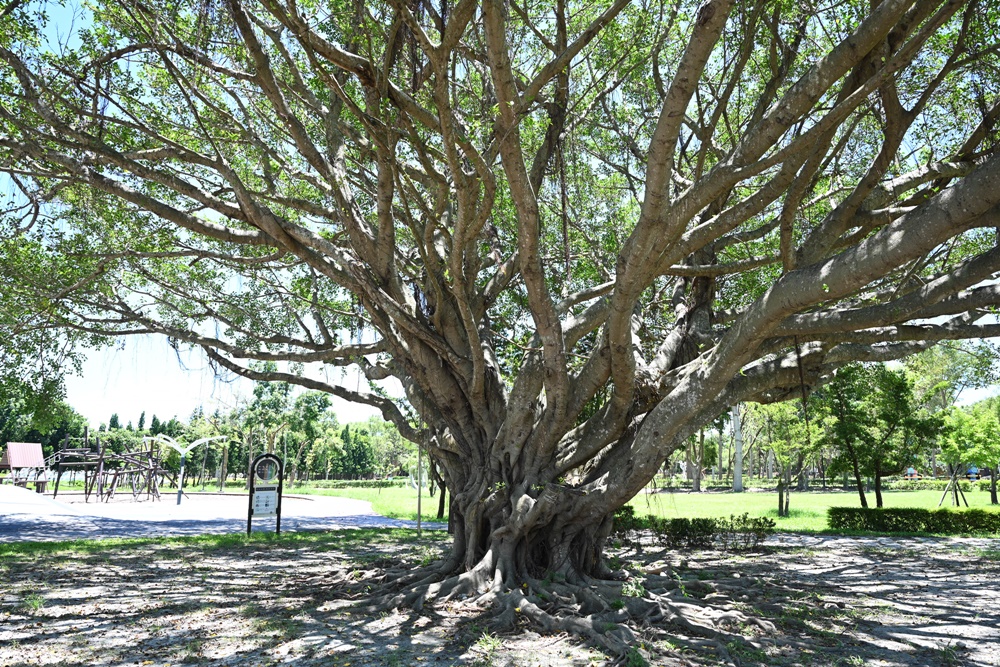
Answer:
[3, 0, 1000, 584]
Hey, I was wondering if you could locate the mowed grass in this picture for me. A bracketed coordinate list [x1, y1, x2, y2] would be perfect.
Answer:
[628, 488, 1000, 532]
[295, 484, 1000, 532]
[295, 485, 446, 524]
[0, 527, 443, 561]
[51, 477, 999, 533]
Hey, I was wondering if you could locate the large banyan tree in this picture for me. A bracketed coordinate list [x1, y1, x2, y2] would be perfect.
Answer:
[2, 0, 1000, 639]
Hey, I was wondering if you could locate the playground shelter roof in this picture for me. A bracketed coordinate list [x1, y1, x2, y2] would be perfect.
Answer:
[0, 442, 45, 470]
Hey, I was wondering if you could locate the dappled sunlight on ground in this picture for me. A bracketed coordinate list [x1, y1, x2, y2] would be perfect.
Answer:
[1, 529, 998, 666]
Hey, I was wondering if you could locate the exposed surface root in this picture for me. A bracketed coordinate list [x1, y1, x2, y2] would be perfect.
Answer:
[314, 536, 901, 665]
[355, 564, 782, 663]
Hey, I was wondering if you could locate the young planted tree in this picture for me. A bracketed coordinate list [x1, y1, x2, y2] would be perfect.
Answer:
[904, 341, 999, 476]
[819, 363, 938, 508]
[979, 400, 1000, 505]
[940, 407, 982, 505]
[3, 0, 1000, 647]
[940, 400, 1000, 505]
[749, 401, 814, 517]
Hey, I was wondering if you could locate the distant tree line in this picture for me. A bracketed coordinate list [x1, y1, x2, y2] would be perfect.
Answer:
[0, 371, 411, 487]
[668, 342, 1000, 512]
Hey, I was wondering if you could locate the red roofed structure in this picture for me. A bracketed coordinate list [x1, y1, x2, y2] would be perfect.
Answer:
[0, 442, 48, 491]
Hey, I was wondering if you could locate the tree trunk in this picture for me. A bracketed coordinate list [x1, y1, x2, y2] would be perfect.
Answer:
[443, 481, 618, 589]
[991, 465, 998, 505]
[952, 466, 961, 506]
[692, 430, 704, 492]
[717, 427, 724, 482]
[852, 463, 867, 508]
[783, 466, 791, 516]
[874, 465, 884, 509]
[685, 438, 694, 481]
[776, 465, 791, 518]
[819, 453, 827, 490]
[844, 441, 867, 508]
[795, 452, 808, 491]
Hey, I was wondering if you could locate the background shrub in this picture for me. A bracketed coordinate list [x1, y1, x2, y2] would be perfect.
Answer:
[302, 478, 406, 489]
[613, 509, 773, 551]
[884, 479, 991, 492]
[716, 513, 776, 551]
[827, 506, 1000, 534]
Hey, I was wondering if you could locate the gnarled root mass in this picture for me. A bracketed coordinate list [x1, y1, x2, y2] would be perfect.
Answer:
[323, 541, 802, 666]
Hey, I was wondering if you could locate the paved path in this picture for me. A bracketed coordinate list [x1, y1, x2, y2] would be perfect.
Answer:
[0, 485, 440, 542]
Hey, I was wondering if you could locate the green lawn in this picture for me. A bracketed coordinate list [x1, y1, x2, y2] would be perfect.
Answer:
[305, 484, 1000, 533]
[629, 488, 1000, 532]
[49, 476, 1000, 533]
[292, 485, 445, 524]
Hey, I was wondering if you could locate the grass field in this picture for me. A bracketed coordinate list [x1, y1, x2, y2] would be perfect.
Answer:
[48, 476, 1000, 533]
[305, 483, 1000, 533]
[294, 485, 445, 524]
[629, 488, 1000, 532]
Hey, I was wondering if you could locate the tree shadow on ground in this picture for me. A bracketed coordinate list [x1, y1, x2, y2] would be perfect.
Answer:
[1, 530, 997, 666]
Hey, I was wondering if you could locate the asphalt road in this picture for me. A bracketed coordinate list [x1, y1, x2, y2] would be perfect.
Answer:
[0, 485, 433, 542]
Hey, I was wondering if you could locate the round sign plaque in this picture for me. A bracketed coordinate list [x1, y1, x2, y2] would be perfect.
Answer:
[255, 459, 279, 482]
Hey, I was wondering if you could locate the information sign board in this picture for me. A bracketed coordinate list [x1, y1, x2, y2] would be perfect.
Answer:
[252, 486, 278, 516]
[247, 453, 283, 534]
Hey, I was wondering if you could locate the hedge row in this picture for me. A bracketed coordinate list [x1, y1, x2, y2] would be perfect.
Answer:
[613, 507, 775, 551]
[300, 479, 407, 489]
[652, 478, 996, 493]
[883, 478, 994, 492]
[827, 506, 1000, 534]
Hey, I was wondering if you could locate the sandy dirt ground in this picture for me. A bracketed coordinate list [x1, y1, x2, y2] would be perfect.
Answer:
[1, 512, 998, 667]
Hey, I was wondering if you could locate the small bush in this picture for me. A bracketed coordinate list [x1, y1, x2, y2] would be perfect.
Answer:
[613, 508, 773, 551]
[716, 513, 776, 551]
[827, 506, 1000, 534]
[651, 517, 718, 549]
